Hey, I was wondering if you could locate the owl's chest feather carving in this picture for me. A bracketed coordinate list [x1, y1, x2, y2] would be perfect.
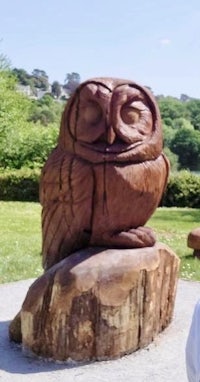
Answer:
[91, 154, 168, 237]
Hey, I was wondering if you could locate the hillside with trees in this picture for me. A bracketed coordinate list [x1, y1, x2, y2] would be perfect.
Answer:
[1, 53, 200, 173]
[1, 53, 200, 206]
[158, 96, 200, 171]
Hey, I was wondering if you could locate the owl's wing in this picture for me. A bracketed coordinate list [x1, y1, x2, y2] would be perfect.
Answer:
[40, 147, 94, 270]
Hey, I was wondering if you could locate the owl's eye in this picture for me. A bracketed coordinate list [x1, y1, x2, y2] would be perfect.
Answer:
[83, 102, 102, 125]
[121, 105, 140, 125]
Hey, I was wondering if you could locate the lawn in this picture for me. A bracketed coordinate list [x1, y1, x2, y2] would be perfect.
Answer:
[0, 201, 200, 283]
[149, 207, 200, 280]
[0, 202, 42, 283]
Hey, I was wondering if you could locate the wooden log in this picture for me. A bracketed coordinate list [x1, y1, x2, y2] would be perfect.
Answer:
[20, 243, 180, 362]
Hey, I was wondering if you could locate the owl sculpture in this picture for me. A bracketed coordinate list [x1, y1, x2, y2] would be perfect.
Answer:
[40, 78, 169, 270]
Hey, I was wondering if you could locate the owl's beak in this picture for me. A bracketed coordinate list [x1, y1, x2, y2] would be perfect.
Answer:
[106, 126, 116, 145]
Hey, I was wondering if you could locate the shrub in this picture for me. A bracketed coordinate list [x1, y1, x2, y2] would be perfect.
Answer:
[0, 122, 58, 169]
[163, 170, 200, 208]
[0, 168, 40, 201]
[1, 168, 200, 208]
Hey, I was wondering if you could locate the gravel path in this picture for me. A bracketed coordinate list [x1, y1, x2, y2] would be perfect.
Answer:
[0, 278, 198, 382]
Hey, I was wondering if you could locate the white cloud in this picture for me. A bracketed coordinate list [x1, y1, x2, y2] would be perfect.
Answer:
[160, 38, 171, 45]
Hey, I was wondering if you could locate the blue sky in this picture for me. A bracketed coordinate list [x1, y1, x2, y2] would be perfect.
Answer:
[1, 0, 200, 97]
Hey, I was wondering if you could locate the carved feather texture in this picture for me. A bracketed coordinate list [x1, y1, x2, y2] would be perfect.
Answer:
[40, 78, 170, 270]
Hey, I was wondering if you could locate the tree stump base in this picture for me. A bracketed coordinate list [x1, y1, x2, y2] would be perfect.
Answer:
[18, 243, 179, 362]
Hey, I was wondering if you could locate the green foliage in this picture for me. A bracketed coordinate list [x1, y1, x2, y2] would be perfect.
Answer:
[0, 168, 40, 201]
[149, 207, 200, 281]
[170, 127, 200, 170]
[12, 67, 32, 86]
[29, 107, 56, 125]
[51, 81, 62, 98]
[0, 70, 30, 124]
[0, 69, 32, 155]
[12, 67, 50, 91]
[173, 117, 194, 130]
[160, 97, 200, 170]
[186, 99, 200, 130]
[3, 55, 200, 176]
[28, 94, 64, 126]
[158, 97, 189, 124]
[163, 124, 176, 147]
[163, 147, 179, 171]
[1, 167, 200, 211]
[0, 53, 11, 70]
[0, 64, 60, 169]
[163, 171, 200, 208]
[31, 68, 49, 90]
[0, 122, 58, 169]
[64, 72, 81, 95]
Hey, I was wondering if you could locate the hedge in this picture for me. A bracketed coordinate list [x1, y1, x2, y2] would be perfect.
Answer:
[0, 168, 200, 207]
[0, 168, 40, 201]
[162, 170, 200, 208]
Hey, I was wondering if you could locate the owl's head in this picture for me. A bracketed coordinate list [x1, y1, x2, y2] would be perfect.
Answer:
[58, 78, 163, 163]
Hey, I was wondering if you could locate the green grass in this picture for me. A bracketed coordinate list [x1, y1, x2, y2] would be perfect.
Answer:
[0, 202, 200, 283]
[0, 201, 42, 283]
[149, 207, 200, 281]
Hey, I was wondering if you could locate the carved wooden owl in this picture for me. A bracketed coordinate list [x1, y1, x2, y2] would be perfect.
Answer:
[40, 78, 169, 270]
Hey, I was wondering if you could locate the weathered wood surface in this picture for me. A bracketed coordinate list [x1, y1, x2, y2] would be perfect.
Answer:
[19, 243, 179, 361]
[40, 78, 170, 271]
[187, 227, 200, 258]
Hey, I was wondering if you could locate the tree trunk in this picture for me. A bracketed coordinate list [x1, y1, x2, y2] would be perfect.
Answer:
[18, 243, 180, 361]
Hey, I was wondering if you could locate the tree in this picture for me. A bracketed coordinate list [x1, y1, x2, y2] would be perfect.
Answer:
[12, 68, 32, 86]
[0, 67, 30, 134]
[163, 147, 179, 171]
[186, 99, 200, 130]
[32, 69, 48, 79]
[51, 81, 61, 98]
[0, 63, 32, 168]
[31, 69, 49, 90]
[28, 94, 64, 126]
[64, 72, 80, 96]
[180, 94, 191, 102]
[170, 128, 200, 170]
[29, 106, 56, 126]
[173, 117, 194, 130]
[163, 124, 176, 147]
[158, 97, 189, 126]
[0, 53, 11, 70]
[0, 54, 60, 169]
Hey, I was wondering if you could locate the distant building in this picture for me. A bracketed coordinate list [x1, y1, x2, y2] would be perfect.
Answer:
[59, 85, 70, 100]
[16, 84, 34, 97]
[16, 83, 68, 101]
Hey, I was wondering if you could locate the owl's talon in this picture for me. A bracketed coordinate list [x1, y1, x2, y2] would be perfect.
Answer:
[99, 226, 156, 249]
